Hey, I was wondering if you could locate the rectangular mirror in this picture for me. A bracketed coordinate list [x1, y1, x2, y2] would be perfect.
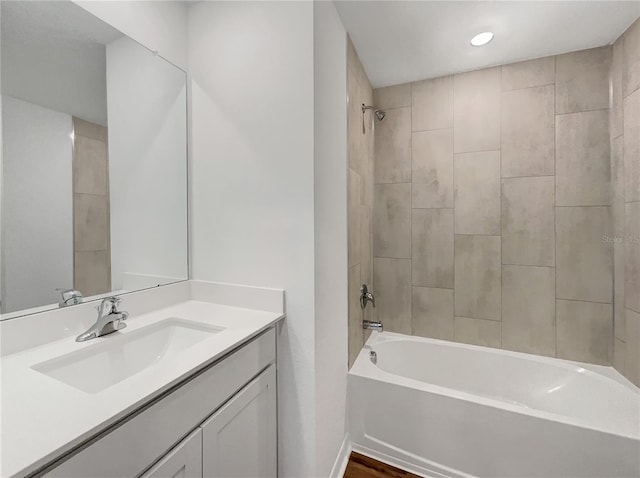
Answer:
[1, 1, 188, 318]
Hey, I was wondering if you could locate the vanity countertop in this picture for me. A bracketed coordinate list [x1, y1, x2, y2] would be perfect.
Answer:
[0, 300, 284, 478]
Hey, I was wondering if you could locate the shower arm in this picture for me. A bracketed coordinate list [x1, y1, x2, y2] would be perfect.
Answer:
[362, 104, 369, 134]
[361, 104, 386, 134]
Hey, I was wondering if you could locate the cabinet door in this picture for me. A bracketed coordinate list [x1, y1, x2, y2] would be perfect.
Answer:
[201, 365, 277, 478]
[141, 429, 203, 478]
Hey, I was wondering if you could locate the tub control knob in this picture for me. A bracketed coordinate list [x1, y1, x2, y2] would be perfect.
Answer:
[360, 284, 376, 309]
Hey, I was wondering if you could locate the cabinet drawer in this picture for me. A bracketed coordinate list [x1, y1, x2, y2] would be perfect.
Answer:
[44, 328, 275, 478]
[141, 429, 202, 478]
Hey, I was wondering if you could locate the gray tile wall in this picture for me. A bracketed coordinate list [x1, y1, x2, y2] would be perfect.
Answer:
[347, 37, 375, 367]
[372, 46, 616, 366]
[611, 18, 640, 386]
[72, 117, 111, 297]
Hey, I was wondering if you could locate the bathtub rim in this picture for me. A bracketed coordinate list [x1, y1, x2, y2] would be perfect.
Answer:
[350, 331, 640, 441]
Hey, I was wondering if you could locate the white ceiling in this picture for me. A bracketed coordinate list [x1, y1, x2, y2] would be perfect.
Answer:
[335, 1, 640, 88]
[1, 1, 122, 47]
[1, 1, 121, 126]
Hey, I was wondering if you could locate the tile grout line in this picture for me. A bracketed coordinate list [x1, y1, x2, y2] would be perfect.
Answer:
[554, 54, 558, 359]
[555, 205, 614, 208]
[502, 263, 556, 268]
[556, 297, 613, 306]
[409, 80, 414, 336]
[555, 106, 610, 116]
[452, 75, 456, 342]
[499, 65, 504, 349]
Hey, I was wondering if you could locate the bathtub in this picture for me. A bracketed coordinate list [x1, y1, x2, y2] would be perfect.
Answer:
[348, 332, 640, 478]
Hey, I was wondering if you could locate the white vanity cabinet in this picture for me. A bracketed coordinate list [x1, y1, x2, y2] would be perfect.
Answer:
[201, 365, 277, 478]
[141, 430, 203, 478]
[42, 329, 277, 478]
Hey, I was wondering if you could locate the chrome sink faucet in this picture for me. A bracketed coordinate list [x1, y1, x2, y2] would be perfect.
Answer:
[76, 297, 129, 342]
[58, 288, 83, 308]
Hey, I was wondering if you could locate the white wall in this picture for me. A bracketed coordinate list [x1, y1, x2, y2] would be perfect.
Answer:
[106, 36, 188, 290]
[313, 2, 349, 476]
[44, 3, 351, 475]
[1, 96, 73, 312]
[74, 1, 188, 71]
[188, 2, 317, 475]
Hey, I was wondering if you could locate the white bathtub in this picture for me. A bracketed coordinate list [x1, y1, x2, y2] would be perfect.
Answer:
[348, 332, 640, 478]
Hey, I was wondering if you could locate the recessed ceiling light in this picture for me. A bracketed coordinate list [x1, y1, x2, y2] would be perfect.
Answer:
[470, 32, 494, 47]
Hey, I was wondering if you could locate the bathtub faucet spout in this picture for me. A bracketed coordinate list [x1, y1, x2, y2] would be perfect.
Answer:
[363, 320, 383, 332]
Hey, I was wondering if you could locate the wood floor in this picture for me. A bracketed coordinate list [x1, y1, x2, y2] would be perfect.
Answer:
[343, 452, 420, 478]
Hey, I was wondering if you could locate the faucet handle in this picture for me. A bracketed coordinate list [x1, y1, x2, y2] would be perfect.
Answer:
[360, 284, 376, 309]
[97, 296, 122, 316]
[57, 288, 83, 307]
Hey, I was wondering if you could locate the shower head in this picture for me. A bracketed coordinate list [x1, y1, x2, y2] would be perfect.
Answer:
[362, 104, 386, 122]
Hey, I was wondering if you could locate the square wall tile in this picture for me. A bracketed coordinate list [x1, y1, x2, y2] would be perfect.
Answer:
[412, 129, 454, 208]
[453, 67, 501, 153]
[454, 235, 501, 320]
[502, 265, 556, 357]
[360, 205, 372, 287]
[374, 107, 411, 183]
[612, 136, 625, 236]
[412, 287, 454, 340]
[347, 37, 372, 175]
[557, 299, 612, 365]
[611, 38, 624, 140]
[454, 316, 501, 348]
[373, 258, 412, 334]
[501, 85, 555, 177]
[625, 202, 640, 313]
[502, 176, 555, 266]
[412, 209, 454, 288]
[412, 75, 453, 132]
[555, 46, 611, 114]
[613, 338, 626, 377]
[614, 238, 626, 341]
[74, 251, 110, 297]
[556, 206, 612, 303]
[556, 110, 611, 206]
[625, 308, 640, 386]
[360, 130, 374, 207]
[501, 56, 554, 91]
[347, 102, 362, 174]
[455, 151, 501, 235]
[348, 168, 361, 269]
[374, 83, 411, 110]
[73, 136, 108, 196]
[373, 183, 411, 258]
[623, 18, 640, 98]
[347, 90, 366, 175]
[74, 193, 108, 252]
[624, 89, 640, 203]
[73, 117, 107, 142]
[348, 264, 363, 367]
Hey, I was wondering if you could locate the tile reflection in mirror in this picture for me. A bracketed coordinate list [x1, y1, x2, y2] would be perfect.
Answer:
[1, 1, 188, 317]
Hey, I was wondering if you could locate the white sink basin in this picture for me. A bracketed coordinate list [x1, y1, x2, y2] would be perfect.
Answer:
[32, 318, 225, 393]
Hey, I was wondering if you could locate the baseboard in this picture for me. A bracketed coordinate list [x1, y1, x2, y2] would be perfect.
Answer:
[329, 433, 352, 478]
